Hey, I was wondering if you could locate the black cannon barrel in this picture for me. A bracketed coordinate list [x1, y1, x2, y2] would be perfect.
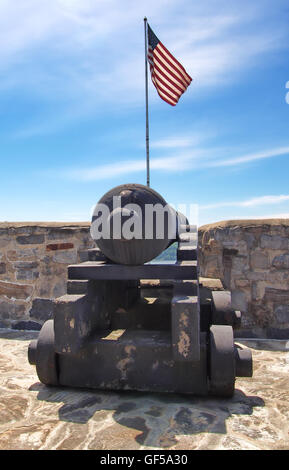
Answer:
[91, 183, 179, 265]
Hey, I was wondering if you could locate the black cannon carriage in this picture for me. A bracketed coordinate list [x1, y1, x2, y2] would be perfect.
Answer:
[28, 184, 252, 397]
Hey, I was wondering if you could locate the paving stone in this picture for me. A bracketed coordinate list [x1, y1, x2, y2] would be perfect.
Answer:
[0, 334, 288, 450]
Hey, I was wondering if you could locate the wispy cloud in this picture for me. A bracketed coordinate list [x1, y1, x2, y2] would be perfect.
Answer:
[151, 138, 197, 149]
[201, 195, 289, 210]
[1, 0, 288, 136]
[54, 143, 289, 182]
[61, 150, 206, 181]
[206, 147, 289, 168]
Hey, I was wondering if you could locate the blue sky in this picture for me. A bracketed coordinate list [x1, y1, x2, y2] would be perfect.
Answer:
[0, 0, 288, 226]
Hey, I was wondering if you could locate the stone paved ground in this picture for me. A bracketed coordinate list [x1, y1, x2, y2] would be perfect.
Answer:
[0, 330, 288, 450]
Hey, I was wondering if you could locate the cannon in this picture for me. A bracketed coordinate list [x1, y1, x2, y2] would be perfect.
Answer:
[28, 184, 253, 397]
[92, 183, 180, 265]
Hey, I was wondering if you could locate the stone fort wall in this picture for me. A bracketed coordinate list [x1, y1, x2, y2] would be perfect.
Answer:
[0, 223, 94, 330]
[198, 219, 289, 339]
[0, 220, 288, 338]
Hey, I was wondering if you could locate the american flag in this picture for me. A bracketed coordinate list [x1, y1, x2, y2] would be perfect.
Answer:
[147, 24, 192, 106]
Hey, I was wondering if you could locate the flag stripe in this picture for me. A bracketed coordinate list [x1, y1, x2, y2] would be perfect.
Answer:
[154, 49, 187, 90]
[151, 70, 177, 105]
[151, 65, 182, 100]
[147, 24, 192, 105]
[152, 72, 180, 100]
[153, 84, 177, 106]
[157, 43, 192, 86]
[158, 42, 192, 83]
[152, 73, 179, 103]
[153, 55, 187, 92]
[149, 44, 186, 93]
[152, 60, 185, 94]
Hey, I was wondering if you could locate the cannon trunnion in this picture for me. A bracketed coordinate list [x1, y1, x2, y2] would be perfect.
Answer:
[28, 185, 253, 397]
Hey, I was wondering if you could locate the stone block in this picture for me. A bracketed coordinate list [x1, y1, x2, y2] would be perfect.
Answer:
[260, 234, 288, 250]
[16, 270, 39, 281]
[47, 228, 77, 240]
[252, 281, 266, 301]
[231, 255, 249, 274]
[12, 226, 33, 235]
[52, 251, 78, 264]
[231, 290, 247, 312]
[46, 243, 74, 251]
[13, 261, 39, 269]
[244, 232, 257, 249]
[223, 248, 239, 257]
[7, 248, 40, 261]
[12, 320, 41, 331]
[264, 288, 289, 303]
[272, 253, 289, 269]
[0, 237, 10, 248]
[266, 327, 289, 339]
[235, 279, 251, 288]
[29, 298, 54, 321]
[52, 282, 66, 298]
[246, 271, 267, 281]
[250, 250, 269, 269]
[0, 263, 6, 274]
[0, 280, 33, 300]
[16, 234, 45, 245]
[274, 305, 289, 324]
[0, 300, 27, 319]
[222, 240, 248, 256]
[267, 270, 289, 284]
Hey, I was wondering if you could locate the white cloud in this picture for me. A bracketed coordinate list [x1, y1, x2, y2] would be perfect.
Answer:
[201, 195, 289, 210]
[206, 146, 289, 168]
[0, 0, 287, 126]
[150, 131, 211, 149]
[52, 142, 289, 182]
[151, 138, 196, 149]
[66, 159, 146, 181]
[60, 150, 204, 181]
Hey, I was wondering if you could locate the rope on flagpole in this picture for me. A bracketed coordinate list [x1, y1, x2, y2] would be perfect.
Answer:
[144, 17, 150, 187]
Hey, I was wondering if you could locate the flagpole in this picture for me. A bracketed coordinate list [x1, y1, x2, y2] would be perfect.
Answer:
[144, 17, 150, 187]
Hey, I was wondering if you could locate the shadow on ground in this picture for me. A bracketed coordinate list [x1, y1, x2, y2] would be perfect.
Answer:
[30, 382, 264, 448]
[0, 329, 38, 341]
